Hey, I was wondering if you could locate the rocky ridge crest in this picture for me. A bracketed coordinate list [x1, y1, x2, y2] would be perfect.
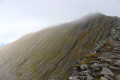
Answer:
[68, 21, 120, 80]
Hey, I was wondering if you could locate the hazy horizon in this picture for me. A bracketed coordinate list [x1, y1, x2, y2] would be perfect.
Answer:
[0, 0, 120, 45]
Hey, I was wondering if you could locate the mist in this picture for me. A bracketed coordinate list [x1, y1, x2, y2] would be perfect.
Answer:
[0, 0, 120, 45]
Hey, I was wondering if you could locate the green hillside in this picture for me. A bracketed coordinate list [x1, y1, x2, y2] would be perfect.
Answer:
[0, 13, 119, 80]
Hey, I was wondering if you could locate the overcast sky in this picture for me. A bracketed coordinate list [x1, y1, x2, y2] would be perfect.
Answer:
[0, 0, 120, 45]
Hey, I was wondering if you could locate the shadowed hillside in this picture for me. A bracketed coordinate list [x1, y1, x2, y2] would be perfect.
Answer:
[0, 13, 119, 80]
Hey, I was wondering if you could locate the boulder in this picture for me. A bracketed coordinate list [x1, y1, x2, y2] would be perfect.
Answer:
[100, 68, 114, 77]
[91, 63, 109, 69]
[80, 64, 88, 71]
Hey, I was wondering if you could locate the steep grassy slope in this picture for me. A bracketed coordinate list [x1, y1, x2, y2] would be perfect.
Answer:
[0, 13, 119, 80]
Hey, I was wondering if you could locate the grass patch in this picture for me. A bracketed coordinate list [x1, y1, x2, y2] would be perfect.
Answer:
[16, 72, 22, 80]
[94, 77, 100, 80]
[80, 53, 99, 66]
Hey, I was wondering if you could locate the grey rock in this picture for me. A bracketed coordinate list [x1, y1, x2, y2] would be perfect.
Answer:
[111, 41, 120, 47]
[78, 69, 91, 76]
[70, 69, 78, 76]
[100, 52, 111, 58]
[92, 68, 100, 72]
[109, 66, 120, 70]
[97, 64, 109, 68]
[78, 72, 87, 76]
[111, 28, 120, 39]
[94, 44, 101, 52]
[100, 77, 108, 80]
[100, 68, 114, 77]
[79, 74, 93, 80]
[80, 64, 88, 71]
[90, 61, 99, 64]
[86, 74, 93, 80]
[116, 27, 120, 30]
[110, 55, 120, 59]
[69, 76, 79, 80]
[75, 59, 81, 64]
[69, 75, 93, 80]
[90, 63, 98, 69]
[84, 69, 92, 74]
[92, 72, 101, 77]
[114, 60, 120, 66]
[102, 59, 112, 64]
[113, 47, 120, 52]
[114, 56, 120, 59]
[104, 75, 113, 80]
[91, 63, 109, 69]
[116, 75, 120, 80]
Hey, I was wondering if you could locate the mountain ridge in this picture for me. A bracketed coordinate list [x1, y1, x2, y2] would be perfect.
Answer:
[0, 13, 119, 80]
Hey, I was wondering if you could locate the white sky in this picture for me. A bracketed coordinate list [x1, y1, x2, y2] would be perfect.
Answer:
[0, 0, 120, 44]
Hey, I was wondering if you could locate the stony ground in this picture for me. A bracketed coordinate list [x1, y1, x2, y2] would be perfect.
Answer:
[68, 26, 120, 80]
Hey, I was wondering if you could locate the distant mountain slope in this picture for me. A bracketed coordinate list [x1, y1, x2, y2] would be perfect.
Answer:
[0, 13, 119, 80]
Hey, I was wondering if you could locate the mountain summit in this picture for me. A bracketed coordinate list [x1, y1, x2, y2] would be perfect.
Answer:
[0, 13, 120, 80]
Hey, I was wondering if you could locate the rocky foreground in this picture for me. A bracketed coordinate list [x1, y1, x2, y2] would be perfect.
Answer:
[69, 24, 120, 80]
